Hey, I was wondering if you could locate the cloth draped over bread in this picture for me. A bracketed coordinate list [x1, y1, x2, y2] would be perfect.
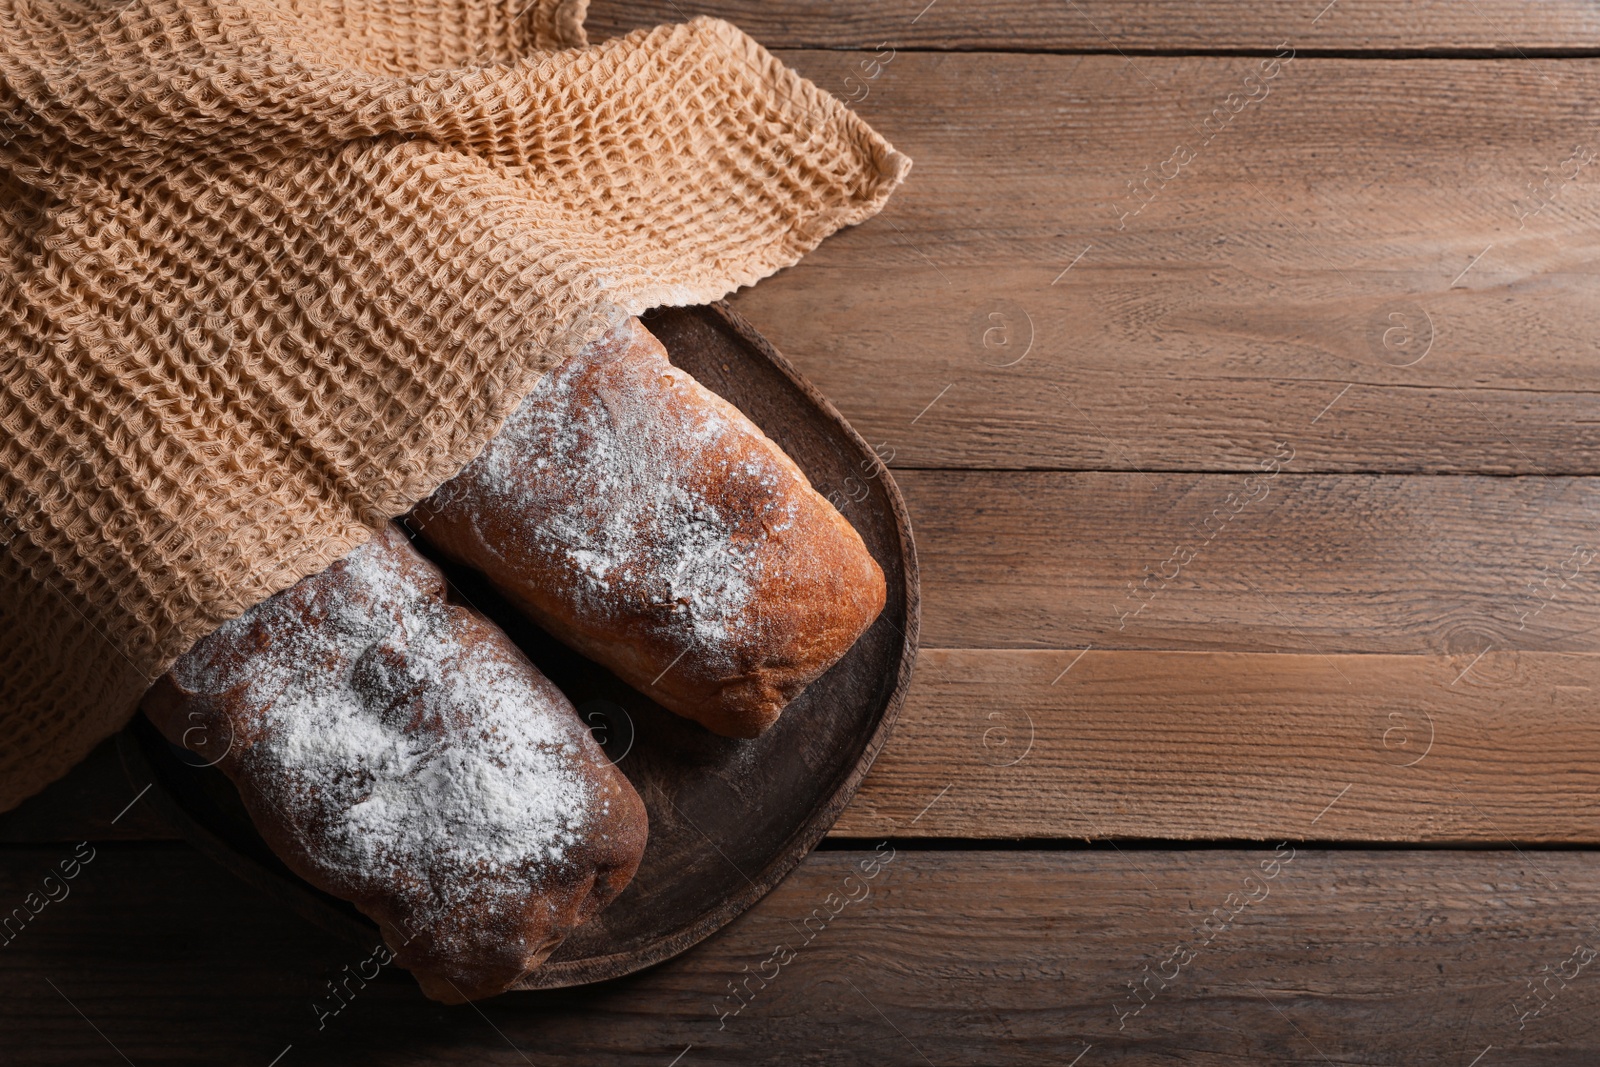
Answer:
[0, 0, 909, 811]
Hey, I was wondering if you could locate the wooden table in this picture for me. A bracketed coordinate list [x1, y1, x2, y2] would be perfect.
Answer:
[6, 2, 1600, 1062]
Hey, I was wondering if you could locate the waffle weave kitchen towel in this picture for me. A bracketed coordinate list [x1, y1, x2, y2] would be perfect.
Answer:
[0, 0, 909, 810]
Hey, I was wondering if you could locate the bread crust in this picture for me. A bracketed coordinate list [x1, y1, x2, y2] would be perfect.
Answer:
[143, 525, 647, 1003]
[411, 317, 886, 737]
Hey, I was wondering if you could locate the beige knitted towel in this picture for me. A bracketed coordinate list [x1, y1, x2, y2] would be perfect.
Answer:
[0, 0, 909, 811]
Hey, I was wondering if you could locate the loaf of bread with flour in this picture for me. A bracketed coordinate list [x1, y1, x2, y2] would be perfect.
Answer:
[142, 524, 647, 1003]
[411, 316, 887, 737]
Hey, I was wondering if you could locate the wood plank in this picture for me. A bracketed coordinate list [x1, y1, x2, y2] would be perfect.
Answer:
[19, 656, 1600, 845]
[5, 843, 1600, 1063]
[588, 0, 1600, 53]
[714, 52, 1600, 473]
[894, 470, 1600, 654]
[836, 648, 1600, 841]
[12, 468, 1600, 844]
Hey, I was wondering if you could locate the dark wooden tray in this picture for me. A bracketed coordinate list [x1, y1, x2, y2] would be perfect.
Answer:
[118, 301, 920, 992]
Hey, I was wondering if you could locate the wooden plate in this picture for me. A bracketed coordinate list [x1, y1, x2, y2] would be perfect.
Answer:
[118, 302, 920, 991]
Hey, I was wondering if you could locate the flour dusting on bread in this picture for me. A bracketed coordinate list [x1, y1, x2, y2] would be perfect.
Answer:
[414, 315, 887, 737]
[174, 531, 598, 926]
[468, 321, 799, 657]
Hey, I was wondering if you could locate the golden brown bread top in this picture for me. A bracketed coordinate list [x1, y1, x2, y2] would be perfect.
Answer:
[142, 525, 647, 1003]
[413, 316, 886, 736]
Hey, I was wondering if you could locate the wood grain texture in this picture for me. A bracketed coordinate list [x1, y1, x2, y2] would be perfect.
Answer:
[18, 464, 1600, 845]
[4, 843, 1599, 1065]
[19, 649, 1600, 844]
[893, 470, 1600, 654]
[714, 52, 1600, 473]
[587, 0, 1600, 53]
[836, 648, 1600, 841]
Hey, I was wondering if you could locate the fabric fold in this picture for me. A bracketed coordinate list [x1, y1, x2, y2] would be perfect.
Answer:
[0, 0, 909, 811]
